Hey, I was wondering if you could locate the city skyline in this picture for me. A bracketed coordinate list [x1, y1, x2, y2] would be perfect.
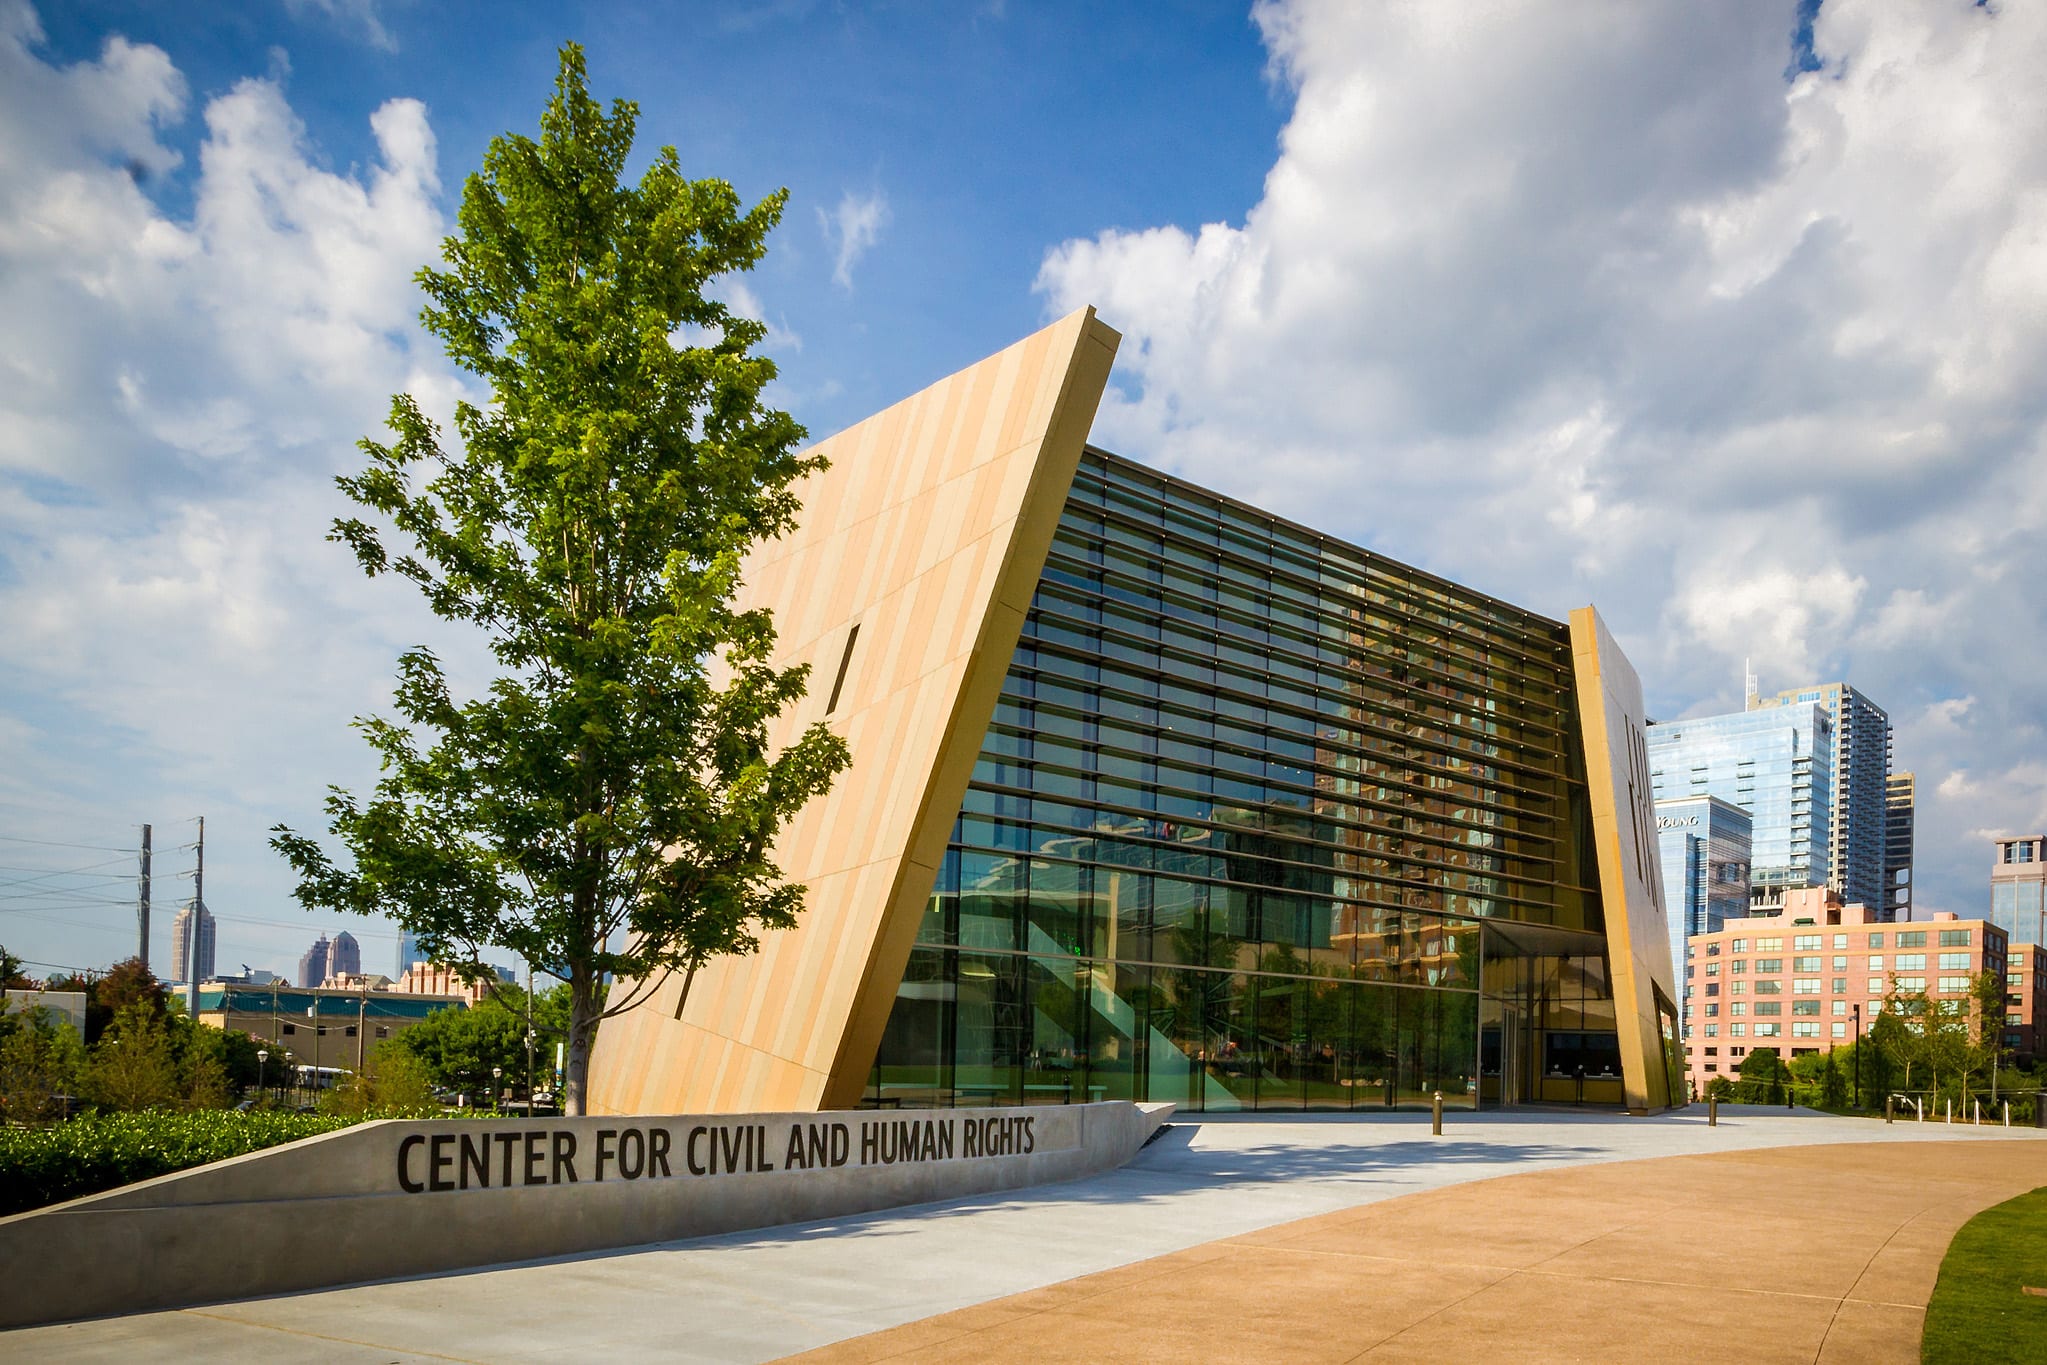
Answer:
[6, 2, 2047, 977]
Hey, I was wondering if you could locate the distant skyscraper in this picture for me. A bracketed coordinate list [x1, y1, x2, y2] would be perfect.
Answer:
[395, 929, 421, 978]
[1991, 835, 2047, 947]
[170, 900, 216, 984]
[1647, 702, 1833, 904]
[1750, 682, 1893, 913]
[1885, 772, 1915, 919]
[298, 934, 330, 989]
[328, 930, 361, 980]
[1655, 796, 1751, 1012]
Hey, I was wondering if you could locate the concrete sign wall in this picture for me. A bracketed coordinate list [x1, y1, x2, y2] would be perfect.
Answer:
[0, 1100, 1171, 1329]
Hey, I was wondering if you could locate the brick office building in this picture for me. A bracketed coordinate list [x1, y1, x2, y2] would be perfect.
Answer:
[1683, 888, 2007, 1083]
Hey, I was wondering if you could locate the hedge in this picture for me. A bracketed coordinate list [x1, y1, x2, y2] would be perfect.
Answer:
[0, 1111, 355, 1216]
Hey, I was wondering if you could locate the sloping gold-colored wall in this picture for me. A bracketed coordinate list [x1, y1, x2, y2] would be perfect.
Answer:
[1568, 606, 1680, 1113]
[587, 308, 1120, 1116]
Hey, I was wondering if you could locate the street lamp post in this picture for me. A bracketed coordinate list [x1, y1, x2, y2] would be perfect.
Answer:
[1852, 1003, 1862, 1111]
[282, 1050, 294, 1106]
[257, 1049, 268, 1104]
[492, 1066, 503, 1114]
[308, 1001, 321, 1107]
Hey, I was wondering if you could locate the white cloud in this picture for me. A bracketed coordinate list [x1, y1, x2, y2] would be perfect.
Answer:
[281, 0, 397, 53]
[818, 188, 888, 290]
[0, 3, 466, 975]
[1037, 0, 2047, 916]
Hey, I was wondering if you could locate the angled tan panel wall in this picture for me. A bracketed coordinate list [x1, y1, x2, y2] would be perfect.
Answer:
[588, 308, 1120, 1116]
[1567, 606, 1680, 1114]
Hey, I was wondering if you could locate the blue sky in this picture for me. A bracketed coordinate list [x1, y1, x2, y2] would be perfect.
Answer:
[5, 0, 2047, 983]
[31, 1, 1285, 442]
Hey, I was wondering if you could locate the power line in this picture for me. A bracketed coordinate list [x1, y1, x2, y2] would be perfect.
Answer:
[0, 833, 134, 854]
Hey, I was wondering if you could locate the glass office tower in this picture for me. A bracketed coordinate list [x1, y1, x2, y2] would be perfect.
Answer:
[1646, 706, 1832, 905]
[1653, 795, 1750, 1034]
[1752, 683, 1894, 914]
[867, 449, 1638, 1112]
[1991, 835, 2047, 948]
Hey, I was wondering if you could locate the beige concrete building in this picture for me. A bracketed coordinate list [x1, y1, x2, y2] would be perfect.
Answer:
[1684, 889, 2007, 1081]
[588, 308, 1681, 1117]
[198, 982, 469, 1074]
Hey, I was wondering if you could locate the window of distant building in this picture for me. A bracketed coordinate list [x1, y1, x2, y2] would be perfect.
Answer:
[1897, 931, 1927, 948]
[1939, 930, 1971, 948]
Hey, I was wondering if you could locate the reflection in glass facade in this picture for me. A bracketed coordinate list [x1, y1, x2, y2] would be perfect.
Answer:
[1645, 707, 1832, 900]
[867, 449, 1630, 1111]
[1991, 836, 2047, 948]
[1654, 795, 1750, 1039]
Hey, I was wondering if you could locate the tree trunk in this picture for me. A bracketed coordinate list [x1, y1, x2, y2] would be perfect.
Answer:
[564, 972, 602, 1117]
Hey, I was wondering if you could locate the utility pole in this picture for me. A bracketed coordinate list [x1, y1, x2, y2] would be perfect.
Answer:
[137, 824, 151, 971]
[186, 816, 204, 1017]
[356, 977, 369, 1076]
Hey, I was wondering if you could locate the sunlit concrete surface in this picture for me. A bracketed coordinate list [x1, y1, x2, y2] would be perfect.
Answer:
[8, 1108, 2043, 1363]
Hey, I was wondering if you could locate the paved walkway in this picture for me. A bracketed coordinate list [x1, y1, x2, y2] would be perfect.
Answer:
[8, 1108, 2043, 1362]
[794, 1138, 2047, 1364]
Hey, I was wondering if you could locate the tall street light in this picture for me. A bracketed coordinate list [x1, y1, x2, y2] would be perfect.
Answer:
[1852, 1002, 1862, 1111]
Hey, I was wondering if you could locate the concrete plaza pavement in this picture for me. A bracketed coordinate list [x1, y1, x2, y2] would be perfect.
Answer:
[797, 1136, 2047, 1364]
[9, 1106, 2044, 1362]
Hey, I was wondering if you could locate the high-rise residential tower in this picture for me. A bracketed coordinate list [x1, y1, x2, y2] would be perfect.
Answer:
[170, 900, 215, 984]
[297, 934, 330, 989]
[1885, 772, 1915, 920]
[1646, 703, 1833, 905]
[1750, 683, 1893, 913]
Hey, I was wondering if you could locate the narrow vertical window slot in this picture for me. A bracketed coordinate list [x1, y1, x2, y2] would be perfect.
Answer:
[826, 624, 860, 715]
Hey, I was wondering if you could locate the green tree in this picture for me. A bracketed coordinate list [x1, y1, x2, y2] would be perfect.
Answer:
[84, 1004, 183, 1112]
[391, 1002, 527, 1103]
[1864, 1009, 1907, 1099]
[1736, 1046, 1786, 1104]
[1819, 1050, 1847, 1109]
[271, 46, 849, 1115]
[323, 1040, 438, 1117]
[0, 1006, 85, 1124]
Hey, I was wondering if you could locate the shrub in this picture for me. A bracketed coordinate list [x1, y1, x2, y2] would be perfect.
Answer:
[0, 1110, 355, 1216]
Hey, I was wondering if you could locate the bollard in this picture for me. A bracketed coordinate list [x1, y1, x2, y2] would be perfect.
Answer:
[1432, 1090, 1443, 1136]
[1885, 1095, 1893, 1124]
[1946, 1098, 1952, 1125]
[1708, 1094, 1718, 1127]
[1975, 1099, 1981, 1125]
[2004, 1101, 2011, 1128]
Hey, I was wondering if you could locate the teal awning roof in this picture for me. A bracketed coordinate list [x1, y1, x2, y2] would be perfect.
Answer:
[199, 987, 467, 1020]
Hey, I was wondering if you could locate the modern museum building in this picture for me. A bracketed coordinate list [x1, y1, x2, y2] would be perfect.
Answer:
[589, 308, 1681, 1117]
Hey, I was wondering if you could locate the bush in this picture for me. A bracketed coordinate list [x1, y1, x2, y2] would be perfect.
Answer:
[0, 1110, 355, 1216]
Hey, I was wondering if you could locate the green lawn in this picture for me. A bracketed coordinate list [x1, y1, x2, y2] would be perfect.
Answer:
[1922, 1185, 2047, 1364]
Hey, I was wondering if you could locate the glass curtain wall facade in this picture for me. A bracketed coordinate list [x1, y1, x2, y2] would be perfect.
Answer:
[867, 449, 1620, 1112]
[1654, 796, 1751, 1021]
[1753, 684, 1893, 914]
[1646, 707, 1832, 906]
[1991, 836, 2047, 948]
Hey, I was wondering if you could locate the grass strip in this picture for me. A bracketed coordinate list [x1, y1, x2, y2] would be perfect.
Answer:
[1922, 1184, 2047, 1364]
